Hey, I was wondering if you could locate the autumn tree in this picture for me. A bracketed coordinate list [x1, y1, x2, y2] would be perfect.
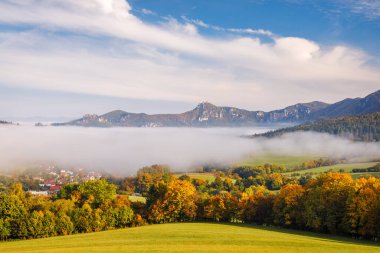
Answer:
[203, 193, 238, 222]
[273, 184, 305, 227]
[148, 179, 197, 223]
[239, 186, 274, 225]
[136, 165, 171, 196]
[345, 177, 380, 239]
[302, 173, 354, 233]
[204, 195, 227, 221]
[265, 173, 285, 190]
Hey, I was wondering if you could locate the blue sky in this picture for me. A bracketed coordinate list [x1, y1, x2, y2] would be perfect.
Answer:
[130, 0, 380, 54]
[0, 0, 379, 121]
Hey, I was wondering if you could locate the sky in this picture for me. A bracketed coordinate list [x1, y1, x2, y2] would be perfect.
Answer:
[0, 0, 379, 121]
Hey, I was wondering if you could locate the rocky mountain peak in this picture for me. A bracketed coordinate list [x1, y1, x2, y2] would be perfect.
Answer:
[52, 90, 380, 127]
[195, 102, 217, 111]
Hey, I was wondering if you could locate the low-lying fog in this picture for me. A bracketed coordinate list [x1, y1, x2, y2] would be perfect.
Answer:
[0, 126, 379, 175]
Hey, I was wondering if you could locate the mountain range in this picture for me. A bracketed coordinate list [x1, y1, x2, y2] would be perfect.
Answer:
[53, 90, 380, 127]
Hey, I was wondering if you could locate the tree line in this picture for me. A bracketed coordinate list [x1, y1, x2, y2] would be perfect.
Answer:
[255, 112, 380, 141]
[0, 180, 137, 240]
[1, 165, 380, 241]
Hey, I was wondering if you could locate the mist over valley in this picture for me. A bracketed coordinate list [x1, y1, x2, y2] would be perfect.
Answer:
[1, 125, 379, 175]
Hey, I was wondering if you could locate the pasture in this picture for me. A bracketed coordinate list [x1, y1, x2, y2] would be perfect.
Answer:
[283, 162, 378, 176]
[236, 154, 319, 168]
[1, 223, 379, 253]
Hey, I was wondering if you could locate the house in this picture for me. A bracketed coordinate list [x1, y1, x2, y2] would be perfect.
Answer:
[49, 185, 61, 193]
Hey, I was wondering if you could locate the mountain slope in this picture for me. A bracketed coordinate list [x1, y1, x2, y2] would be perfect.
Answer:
[254, 112, 380, 141]
[53, 101, 329, 127]
[313, 90, 380, 118]
[52, 90, 380, 127]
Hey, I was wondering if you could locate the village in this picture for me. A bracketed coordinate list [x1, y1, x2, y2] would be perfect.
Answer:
[1, 164, 103, 196]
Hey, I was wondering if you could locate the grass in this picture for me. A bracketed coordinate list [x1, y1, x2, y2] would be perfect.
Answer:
[128, 195, 146, 203]
[174, 173, 218, 182]
[0, 223, 379, 253]
[283, 162, 378, 176]
[351, 172, 380, 179]
[236, 154, 320, 169]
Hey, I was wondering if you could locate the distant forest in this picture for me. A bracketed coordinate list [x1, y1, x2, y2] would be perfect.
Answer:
[255, 112, 380, 141]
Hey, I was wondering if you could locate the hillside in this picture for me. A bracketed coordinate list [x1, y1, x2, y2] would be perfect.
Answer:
[254, 112, 380, 141]
[1, 223, 379, 253]
[52, 90, 380, 127]
[313, 90, 380, 118]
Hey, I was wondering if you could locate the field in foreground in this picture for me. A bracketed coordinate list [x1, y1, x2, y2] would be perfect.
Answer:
[1, 223, 379, 253]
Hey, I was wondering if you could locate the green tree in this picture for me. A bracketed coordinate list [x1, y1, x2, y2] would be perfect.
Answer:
[28, 211, 44, 238]
[0, 218, 10, 240]
[114, 206, 134, 228]
[42, 210, 56, 237]
[72, 203, 93, 233]
[78, 179, 117, 208]
[55, 213, 74, 235]
[0, 193, 28, 239]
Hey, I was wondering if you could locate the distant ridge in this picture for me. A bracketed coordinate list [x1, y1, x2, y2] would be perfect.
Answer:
[253, 112, 380, 142]
[0, 120, 13, 125]
[313, 90, 380, 118]
[53, 90, 380, 127]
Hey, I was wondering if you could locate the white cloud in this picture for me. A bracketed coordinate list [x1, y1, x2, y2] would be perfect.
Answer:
[347, 0, 380, 19]
[227, 28, 274, 36]
[182, 16, 274, 36]
[141, 8, 155, 15]
[286, 0, 380, 21]
[0, 0, 379, 111]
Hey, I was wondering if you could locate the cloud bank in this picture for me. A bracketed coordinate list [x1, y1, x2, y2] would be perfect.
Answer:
[0, 126, 379, 175]
[0, 0, 379, 112]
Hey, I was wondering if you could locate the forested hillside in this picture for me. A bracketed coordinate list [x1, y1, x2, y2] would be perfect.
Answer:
[255, 112, 380, 141]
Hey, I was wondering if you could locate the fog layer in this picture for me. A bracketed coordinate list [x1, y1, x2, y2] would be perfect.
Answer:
[0, 126, 379, 175]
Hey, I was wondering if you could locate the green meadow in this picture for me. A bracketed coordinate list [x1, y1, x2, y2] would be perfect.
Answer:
[174, 172, 218, 182]
[283, 162, 379, 176]
[1, 223, 378, 253]
[236, 154, 320, 168]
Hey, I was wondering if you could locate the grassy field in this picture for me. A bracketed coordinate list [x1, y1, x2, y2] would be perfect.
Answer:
[0, 223, 379, 253]
[283, 162, 378, 176]
[351, 172, 380, 179]
[236, 154, 320, 168]
[174, 172, 217, 182]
